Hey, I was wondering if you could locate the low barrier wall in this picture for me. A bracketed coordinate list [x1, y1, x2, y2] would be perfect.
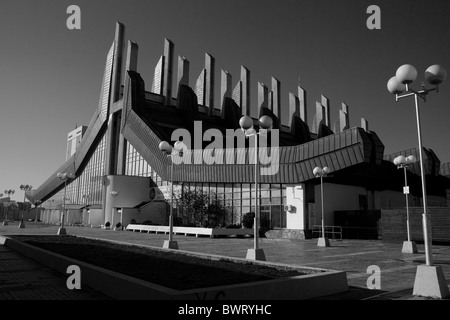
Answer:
[381, 207, 450, 243]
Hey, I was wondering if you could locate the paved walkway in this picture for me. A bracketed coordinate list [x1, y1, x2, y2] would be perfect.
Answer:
[0, 243, 110, 300]
[1, 221, 450, 300]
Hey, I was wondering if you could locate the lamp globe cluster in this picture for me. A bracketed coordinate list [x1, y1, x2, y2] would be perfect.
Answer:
[313, 166, 330, 177]
[239, 115, 273, 136]
[387, 64, 447, 94]
[393, 155, 417, 167]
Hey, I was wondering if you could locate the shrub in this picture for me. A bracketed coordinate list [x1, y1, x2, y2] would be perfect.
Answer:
[175, 189, 229, 228]
[226, 223, 242, 229]
[242, 212, 255, 229]
[205, 199, 228, 228]
[259, 226, 269, 238]
[173, 217, 183, 226]
[105, 221, 111, 227]
[115, 222, 122, 228]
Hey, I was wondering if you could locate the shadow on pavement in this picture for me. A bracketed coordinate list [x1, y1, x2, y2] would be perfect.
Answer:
[311, 286, 388, 300]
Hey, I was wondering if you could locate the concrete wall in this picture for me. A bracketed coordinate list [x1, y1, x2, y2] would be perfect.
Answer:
[313, 183, 370, 226]
[379, 190, 447, 209]
[140, 202, 168, 225]
[285, 185, 305, 230]
[120, 202, 168, 228]
[46, 210, 61, 225]
[89, 209, 104, 228]
[381, 207, 450, 242]
[104, 175, 152, 224]
[66, 209, 83, 225]
[82, 209, 90, 225]
[26, 208, 41, 221]
[379, 190, 419, 209]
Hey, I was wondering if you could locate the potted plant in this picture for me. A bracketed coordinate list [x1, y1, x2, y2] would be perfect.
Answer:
[114, 222, 122, 231]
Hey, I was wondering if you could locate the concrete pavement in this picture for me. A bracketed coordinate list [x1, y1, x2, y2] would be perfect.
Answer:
[0, 243, 110, 300]
[1, 221, 450, 300]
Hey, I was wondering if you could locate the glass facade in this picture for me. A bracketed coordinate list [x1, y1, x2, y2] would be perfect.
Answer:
[125, 142, 168, 187]
[177, 182, 287, 228]
[43, 133, 108, 208]
[43, 138, 288, 229]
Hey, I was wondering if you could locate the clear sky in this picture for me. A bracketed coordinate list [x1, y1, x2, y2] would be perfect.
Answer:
[1, 0, 449, 202]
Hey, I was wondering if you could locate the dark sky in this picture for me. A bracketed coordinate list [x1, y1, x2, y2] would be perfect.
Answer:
[1, 0, 449, 201]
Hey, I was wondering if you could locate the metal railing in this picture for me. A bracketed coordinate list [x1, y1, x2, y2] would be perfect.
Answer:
[312, 225, 343, 240]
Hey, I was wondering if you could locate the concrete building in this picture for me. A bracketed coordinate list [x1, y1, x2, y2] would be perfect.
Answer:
[29, 23, 450, 239]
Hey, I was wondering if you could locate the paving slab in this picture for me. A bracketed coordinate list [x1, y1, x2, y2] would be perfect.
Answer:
[0, 245, 110, 300]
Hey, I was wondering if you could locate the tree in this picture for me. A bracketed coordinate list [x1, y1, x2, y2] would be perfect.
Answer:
[175, 188, 229, 228]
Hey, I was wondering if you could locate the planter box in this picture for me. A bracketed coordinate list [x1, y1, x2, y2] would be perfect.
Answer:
[0, 235, 348, 300]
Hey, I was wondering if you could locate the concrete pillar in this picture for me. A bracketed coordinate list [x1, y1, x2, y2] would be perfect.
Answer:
[195, 69, 207, 106]
[342, 103, 349, 116]
[258, 82, 269, 110]
[298, 85, 307, 124]
[288, 92, 300, 125]
[151, 56, 164, 95]
[361, 118, 369, 132]
[268, 92, 274, 111]
[106, 21, 125, 175]
[241, 66, 250, 116]
[125, 40, 138, 72]
[99, 43, 115, 122]
[220, 70, 232, 112]
[110, 22, 125, 105]
[205, 53, 215, 116]
[163, 39, 174, 106]
[177, 55, 190, 88]
[103, 22, 125, 224]
[321, 94, 330, 127]
[118, 40, 139, 175]
[272, 77, 281, 123]
[339, 103, 350, 132]
[232, 81, 242, 108]
[315, 101, 326, 132]
[286, 185, 306, 231]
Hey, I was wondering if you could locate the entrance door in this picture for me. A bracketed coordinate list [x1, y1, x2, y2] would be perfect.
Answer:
[260, 206, 271, 230]
[271, 205, 286, 229]
[260, 205, 286, 229]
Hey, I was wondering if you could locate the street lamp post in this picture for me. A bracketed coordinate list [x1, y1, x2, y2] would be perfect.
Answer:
[57, 172, 75, 235]
[393, 155, 418, 254]
[239, 115, 273, 261]
[159, 140, 187, 250]
[388, 64, 449, 298]
[313, 166, 331, 247]
[3, 189, 15, 226]
[19, 185, 32, 228]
